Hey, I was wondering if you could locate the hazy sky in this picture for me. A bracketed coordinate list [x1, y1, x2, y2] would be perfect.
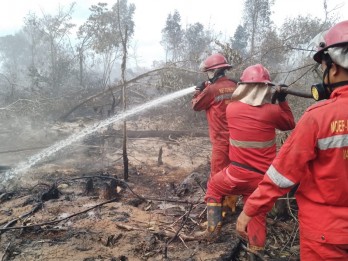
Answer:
[0, 0, 347, 67]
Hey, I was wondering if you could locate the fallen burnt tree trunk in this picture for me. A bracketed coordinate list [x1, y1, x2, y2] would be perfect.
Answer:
[0, 146, 48, 154]
[58, 67, 198, 121]
[110, 129, 208, 140]
[0, 130, 208, 157]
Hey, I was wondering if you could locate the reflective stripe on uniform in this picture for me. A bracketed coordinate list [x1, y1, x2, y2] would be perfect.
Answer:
[215, 93, 232, 102]
[267, 165, 294, 188]
[207, 202, 222, 206]
[317, 134, 348, 150]
[229, 138, 275, 148]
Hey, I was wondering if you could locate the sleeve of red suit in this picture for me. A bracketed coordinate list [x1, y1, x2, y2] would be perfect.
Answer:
[243, 113, 318, 217]
[273, 101, 296, 131]
[191, 85, 214, 111]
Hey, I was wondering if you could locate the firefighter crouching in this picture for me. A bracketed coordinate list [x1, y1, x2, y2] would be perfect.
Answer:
[194, 64, 295, 257]
[237, 20, 348, 261]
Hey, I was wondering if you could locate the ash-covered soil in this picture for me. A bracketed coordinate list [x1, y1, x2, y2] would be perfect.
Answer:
[0, 120, 299, 261]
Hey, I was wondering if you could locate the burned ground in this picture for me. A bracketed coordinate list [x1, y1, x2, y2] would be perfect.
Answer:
[0, 118, 299, 261]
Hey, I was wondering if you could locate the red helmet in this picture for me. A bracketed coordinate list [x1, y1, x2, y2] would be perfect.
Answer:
[240, 64, 273, 84]
[313, 20, 348, 63]
[199, 53, 232, 72]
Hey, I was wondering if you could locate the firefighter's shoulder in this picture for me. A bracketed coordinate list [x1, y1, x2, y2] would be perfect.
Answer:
[306, 98, 336, 112]
[228, 78, 238, 84]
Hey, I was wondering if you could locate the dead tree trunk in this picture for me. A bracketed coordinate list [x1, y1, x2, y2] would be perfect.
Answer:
[118, 6, 129, 181]
[158, 146, 163, 166]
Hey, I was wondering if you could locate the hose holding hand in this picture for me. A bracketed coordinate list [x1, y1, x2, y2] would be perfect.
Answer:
[276, 83, 288, 102]
[195, 81, 206, 92]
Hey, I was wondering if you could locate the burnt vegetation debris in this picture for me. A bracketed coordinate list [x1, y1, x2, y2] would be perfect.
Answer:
[0, 163, 299, 261]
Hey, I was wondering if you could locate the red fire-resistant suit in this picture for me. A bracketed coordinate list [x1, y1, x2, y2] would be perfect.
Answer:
[205, 100, 295, 247]
[192, 77, 237, 176]
[243, 85, 348, 260]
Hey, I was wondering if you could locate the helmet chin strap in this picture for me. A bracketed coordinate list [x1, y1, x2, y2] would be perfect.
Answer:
[322, 62, 348, 96]
[322, 64, 332, 95]
[324, 80, 348, 89]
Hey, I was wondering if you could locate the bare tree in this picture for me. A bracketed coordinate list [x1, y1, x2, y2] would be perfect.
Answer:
[76, 31, 93, 88]
[113, 0, 135, 181]
[0, 33, 30, 100]
[38, 3, 76, 90]
[78, 3, 119, 90]
[280, 15, 333, 48]
[242, 0, 274, 59]
[23, 13, 46, 91]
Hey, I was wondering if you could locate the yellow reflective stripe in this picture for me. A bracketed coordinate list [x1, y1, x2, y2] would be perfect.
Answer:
[317, 134, 348, 150]
[207, 202, 222, 207]
[229, 138, 275, 148]
[215, 93, 232, 102]
[267, 165, 294, 188]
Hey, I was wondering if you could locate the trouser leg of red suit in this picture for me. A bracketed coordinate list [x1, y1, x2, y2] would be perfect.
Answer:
[242, 194, 267, 248]
[210, 143, 229, 177]
[205, 165, 266, 248]
[301, 237, 348, 261]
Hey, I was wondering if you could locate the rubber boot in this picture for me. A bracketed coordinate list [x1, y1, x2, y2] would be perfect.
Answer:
[194, 202, 222, 241]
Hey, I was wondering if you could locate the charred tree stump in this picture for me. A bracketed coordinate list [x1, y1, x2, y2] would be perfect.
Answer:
[100, 180, 119, 200]
[84, 178, 94, 195]
[41, 184, 60, 201]
[101, 182, 111, 200]
[157, 146, 163, 166]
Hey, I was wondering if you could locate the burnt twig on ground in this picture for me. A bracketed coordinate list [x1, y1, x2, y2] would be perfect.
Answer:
[163, 203, 193, 258]
[1, 242, 11, 261]
[0, 192, 14, 203]
[0, 197, 118, 232]
[1, 203, 42, 234]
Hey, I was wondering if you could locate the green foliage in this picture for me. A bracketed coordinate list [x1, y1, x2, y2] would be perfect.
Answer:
[77, 0, 135, 88]
[259, 29, 285, 69]
[230, 25, 248, 56]
[78, 0, 135, 54]
[161, 10, 184, 62]
[242, 0, 274, 55]
[183, 22, 213, 69]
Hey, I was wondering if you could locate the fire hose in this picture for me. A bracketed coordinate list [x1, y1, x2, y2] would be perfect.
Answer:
[271, 86, 313, 104]
[277, 86, 313, 99]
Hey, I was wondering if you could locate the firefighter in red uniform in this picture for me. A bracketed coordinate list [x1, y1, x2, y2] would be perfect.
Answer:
[192, 53, 237, 177]
[237, 20, 348, 261]
[195, 64, 295, 255]
[192, 53, 238, 221]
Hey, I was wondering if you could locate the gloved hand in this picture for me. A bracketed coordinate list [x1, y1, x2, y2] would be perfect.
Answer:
[195, 81, 206, 92]
[276, 83, 288, 102]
